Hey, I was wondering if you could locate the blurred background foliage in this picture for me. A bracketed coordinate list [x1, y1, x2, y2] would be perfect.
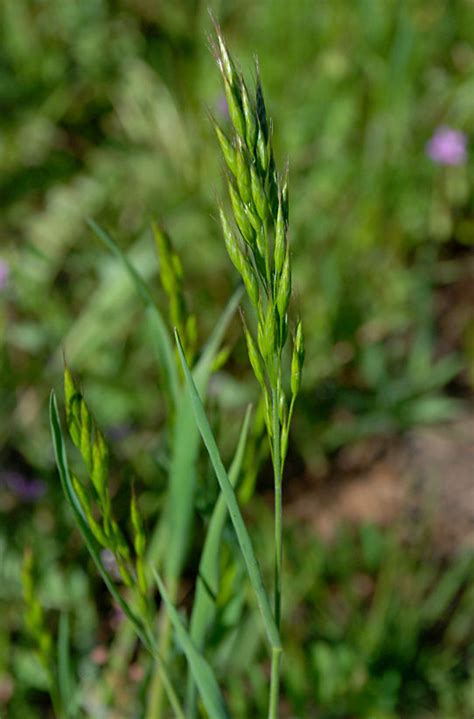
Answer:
[1, 0, 473, 717]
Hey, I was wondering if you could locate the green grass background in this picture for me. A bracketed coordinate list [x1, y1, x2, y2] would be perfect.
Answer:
[1, 1, 473, 717]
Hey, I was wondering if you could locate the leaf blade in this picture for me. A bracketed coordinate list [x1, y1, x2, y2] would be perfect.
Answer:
[153, 569, 230, 719]
[175, 333, 280, 652]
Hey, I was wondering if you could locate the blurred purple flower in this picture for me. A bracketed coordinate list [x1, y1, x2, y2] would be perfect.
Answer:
[100, 549, 121, 579]
[111, 603, 125, 629]
[1, 471, 46, 501]
[426, 126, 467, 166]
[0, 259, 9, 290]
[106, 423, 133, 442]
[216, 93, 229, 120]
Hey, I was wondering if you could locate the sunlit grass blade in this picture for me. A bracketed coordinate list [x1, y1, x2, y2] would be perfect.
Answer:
[49, 391, 185, 719]
[187, 404, 252, 716]
[87, 218, 180, 407]
[175, 332, 280, 652]
[153, 569, 230, 719]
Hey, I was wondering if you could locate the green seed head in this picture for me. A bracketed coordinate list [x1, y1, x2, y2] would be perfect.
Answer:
[290, 320, 305, 397]
[278, 390, 288, 426]
[276, 250, 291, 318]
[213, 119, 236, 175]
[136, 556, 148, 597]
[242, 319, 266, 388]
[91, 427, 109, 500]
[258, 303, 276, 360]
[274, 196, 286, 276]
[244, 203, 262, 235]
[241, 262, 260, 308]
[64, 366, 77, 409]
[80, 399, 93, 471]
[223, 77, 246, 140]
[64, 368, 81, 448]
[228, 180, 255, 245]
[219, 208, 245, 274]
[130, 489, 146, 558]
[71, 473, 108, 546]
[240, 76, 257, 150]
[256, 124, 270, 175]
[255, 67, 269, 141]
[281, 170, 289, 225]
[250, 163, 268, 225]
[235, 137, 252, 204]
[215, 24, 238, 89]
[110, 520, 131, 562]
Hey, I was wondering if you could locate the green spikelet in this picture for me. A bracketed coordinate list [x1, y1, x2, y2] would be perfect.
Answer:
[130, 489, 146, 559]
[258, 303, 276, 362]
[212, 118, 236, 175]
[274, 197, 286, 276]
[250, 164, 268, 225]
[64, 368, 81, 448]
[276, 250, 291, 319]
[242, 317, 266, 389]
[241, 262, 260, 308]
[235, 137, 252, 204]
[240, 76, 257, 150]
[228, 180, 255, 245]
[153, 222, 189, 348]
[219, 208, 245, 275]
[80, 399, 93, 472]
[72, 474, 108, 546]
[290, 320, 305, 398]
[91, 427, 109, 501]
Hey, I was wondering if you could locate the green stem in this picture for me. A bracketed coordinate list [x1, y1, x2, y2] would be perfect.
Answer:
[269, 387, 282, 716]
[142, 623, 185, 719]
[146, 592, 174, 719]
[48, 667, 64, 719]
[268, 646, 282, 719]
[281, 394, 296, 468]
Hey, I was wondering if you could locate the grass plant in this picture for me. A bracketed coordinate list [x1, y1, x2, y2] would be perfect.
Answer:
[46, 24, 302, 719]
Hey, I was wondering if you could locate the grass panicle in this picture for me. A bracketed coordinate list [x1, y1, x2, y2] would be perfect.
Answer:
[211, 23, 304, 717]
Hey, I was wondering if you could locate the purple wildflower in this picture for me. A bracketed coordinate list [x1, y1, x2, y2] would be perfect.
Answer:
[0, 260, 9, 290]
[216, 93, 229, 120]
[426, 126, 467, 166]
[1, 471, 46, 502]
[100, 549, 121, 579]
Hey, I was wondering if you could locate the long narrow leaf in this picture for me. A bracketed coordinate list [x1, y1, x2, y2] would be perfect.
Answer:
[187, 405, 252, 716]
[153, 570, 230, 719]
[191, 404, 253, 646]
[175, 334, 280, 652]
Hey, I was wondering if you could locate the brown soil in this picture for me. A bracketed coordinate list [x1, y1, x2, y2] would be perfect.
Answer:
[287, 412, 474, 555]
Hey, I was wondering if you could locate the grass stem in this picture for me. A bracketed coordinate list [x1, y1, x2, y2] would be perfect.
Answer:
[268, 646, 282, 719]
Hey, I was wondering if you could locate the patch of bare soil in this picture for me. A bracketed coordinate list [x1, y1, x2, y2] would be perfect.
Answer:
[287, 413, 474, 555]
